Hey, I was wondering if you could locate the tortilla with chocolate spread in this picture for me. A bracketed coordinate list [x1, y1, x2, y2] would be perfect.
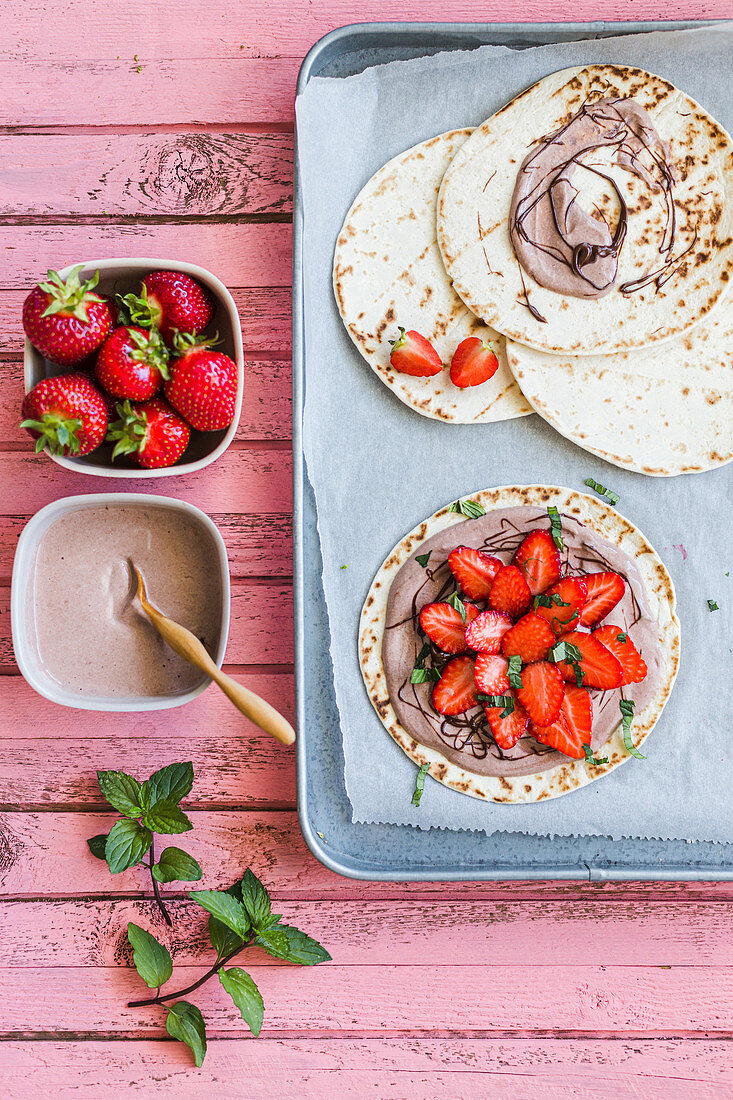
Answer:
[437, 64, 733, 355]
[359, 486, 680, 804]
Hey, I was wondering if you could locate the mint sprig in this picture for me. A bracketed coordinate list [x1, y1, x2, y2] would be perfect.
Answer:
[412, 762, 430, 807]
[582, 743, 609, 766]
[620, 699, 645, 759]
[415, 551, 432, 568]
[584, 478, 620, 507]
[448, 498, 486, 519]
[547, 506, 564, 551]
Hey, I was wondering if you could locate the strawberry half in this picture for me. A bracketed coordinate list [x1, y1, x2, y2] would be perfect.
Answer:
[534, 576, 587, 636]
[488, 565, 532, 619]
[516, 660, 564, 727]
[531, 684, 593, 760]
[501, 613, 555, 664]
[560, 631, 623, 690]
[473, 653, 509, 695]
[484, 695, 529, 750]
[579, 571, 625, 626]
[389, 327, 442, 377]
[432, 655, 476, 716]
[464, 609, 513, 654]
[448, 545, 502, 601]
[449, 336, 499, 388]
[419, 601, 478, 654]
[592, 625, 648, 685]
[512, 529, 561, 596]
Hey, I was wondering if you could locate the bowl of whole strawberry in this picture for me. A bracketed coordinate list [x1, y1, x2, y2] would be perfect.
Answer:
[21, 258, 244, 476]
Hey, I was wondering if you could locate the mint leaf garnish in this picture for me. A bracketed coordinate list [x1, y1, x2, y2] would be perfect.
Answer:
[145, 762, 194, 806]
[87, 833, 109, 860]
[582, 743, 609, 766]
[547, 506, 563, 550]
[584, 478, 620, 507]
[448, 498, 485, 519]
[415, 551, 432, 568]
[219, 968, 264, 1036]
[190, 890, 251, 939]
[446, 591, 466, 622]
[144, 800, 193, 835]
[254, 924, 331, 965]
[105, 819, 152, 874]
[507, 655, 523, 689]
[707, 600, 719, 612]
[96, 770, 143, 818]
[166, 1002, 207, 1067]
[533, 592, 569, 610]
[411, 666, 440, 684]
[127, 922, 173, 989]
[620, 699, 645, 759]
[412, 762, 430, 806]
[239, 868, 272, 929]
[477, 693, 515, 719]
[617, 632, 627, 643]
[152, 846, 203, 884]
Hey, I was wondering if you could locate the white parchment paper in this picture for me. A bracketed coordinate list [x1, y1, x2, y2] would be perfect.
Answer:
[296, 25, 733, 841]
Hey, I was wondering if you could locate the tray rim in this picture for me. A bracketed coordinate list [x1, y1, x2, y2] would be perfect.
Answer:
[292, 18, 733, 882]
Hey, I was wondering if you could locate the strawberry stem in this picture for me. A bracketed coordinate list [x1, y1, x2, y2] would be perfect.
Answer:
[20, 413, 83, 456]
[38, 265, 103, 322]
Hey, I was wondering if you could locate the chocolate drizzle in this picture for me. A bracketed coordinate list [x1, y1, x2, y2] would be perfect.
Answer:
[510, 96, 680, 311]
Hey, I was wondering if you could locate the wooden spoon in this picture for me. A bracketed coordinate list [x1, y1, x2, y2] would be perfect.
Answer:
[130, 562, 295, 746]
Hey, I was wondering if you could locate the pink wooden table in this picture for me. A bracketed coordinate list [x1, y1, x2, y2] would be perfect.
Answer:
[1, 2, 732, 1095]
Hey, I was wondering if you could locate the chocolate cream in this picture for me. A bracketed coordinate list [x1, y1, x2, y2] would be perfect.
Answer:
[382, 508, 663, 778]
[510, 98, 677, 302]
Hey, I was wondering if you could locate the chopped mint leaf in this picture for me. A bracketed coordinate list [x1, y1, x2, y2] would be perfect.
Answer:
[448, 498, 485, 519]
[477, 693, 515, 719]
[340, 564, 348, 570]
[507, 655, 523, 690]
[547, 506, 564, 550]
[411, 666, 440, 684]
[582, 743, 609, 766]
[414, 641, 431, 667]
[533, 592, 569, 610]
[584, 478, 620, 507]
[412, 763, 430, 807]
[617, 632, 627, 643]
[707, 600, 719, 612]
[620, 699, 645, 759]
[415, 551, 432, 568]
[446, 591, 466, 622]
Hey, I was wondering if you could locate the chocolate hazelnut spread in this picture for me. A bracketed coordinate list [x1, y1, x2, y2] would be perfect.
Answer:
[382, 508, 663, 778]
[510, 98, 678, 302]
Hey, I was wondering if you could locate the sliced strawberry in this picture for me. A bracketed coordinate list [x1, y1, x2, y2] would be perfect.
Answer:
[419, 602, 472, 654]
[484, 695, 529, 750]
[560, 631, 623, 690]
[516, 660, 564, 727]
[501, 613, 555, 664]
[389, 327, 442, 377]
[531, 684, 592, 760]
[488, 565, 532, 619]
[534, 576, 587, 636]
[464, 609, 513, 654]
[579, 571, 625, 626]
[592, 625, 648, 685]
[448, 545, 502, 601]
[449, 336, 499, 388]
[432, 655, 476, 716]
[512, 529, 561, 596]
[474, 654, 509, 695]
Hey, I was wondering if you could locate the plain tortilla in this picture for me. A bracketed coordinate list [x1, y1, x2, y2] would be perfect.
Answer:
[437, 65, 733, 356]
[333, 129, 531, 423]
[506, 300, 733, 476]
[359, 485, 680, 805]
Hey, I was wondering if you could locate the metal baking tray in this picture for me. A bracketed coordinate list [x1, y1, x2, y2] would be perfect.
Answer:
[293, 20, 733, 880]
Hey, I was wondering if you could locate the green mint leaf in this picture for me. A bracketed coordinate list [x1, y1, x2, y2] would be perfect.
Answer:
[166, 1001, 207, 1068]
[448, 498, 485, 519]
[476, 693, 515, 719]
[240, 868, 272, 929]
[144, 800, 193, 835]
[87, 833, 109, 860]
[571, 662, 585, 688]
[151, 847, 203, 884]
[582, 743, 609, 766]
[617, 632, 627, 643]
[146, 762, 194, 807]
[445, 591, 466, 622]
[191, 889, 250, 939]
[534, 593, 569, 610]
[411, 762, 430, 807]
[707, 600, 719, 612]
[209, 916, 244, 961]
[96, 770, 143, 817]
[584, 478, 620, 507]
[127, 922, 173, 989]
[410, 666, 440, 684]
[507, 655, 523, 689]
[415, 551, 432, 568]
[413, 641, 431, 668]
[219, 968, 264, 1036]
[549, 640, 567, 663]
[255, 924, 331, 966]
[547, 506, 564, 551]
[104, 819, 152, 874]
[620, 699, 645, 759]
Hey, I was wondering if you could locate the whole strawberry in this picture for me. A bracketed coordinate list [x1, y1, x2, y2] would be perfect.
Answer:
[107, 397, 190, 469]
[118, 271, 215, 346]
[23, 266, 113, 366]
[164, 334, 238, 431]
[95, 325, 169, 401]
[21, 373, 108, 456]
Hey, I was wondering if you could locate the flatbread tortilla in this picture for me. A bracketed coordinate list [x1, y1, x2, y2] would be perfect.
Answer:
[437, 65, 733, 355]
[359, 485, 680, 804]
[506, 301, 733, 476]
[333, 129, 531, 423]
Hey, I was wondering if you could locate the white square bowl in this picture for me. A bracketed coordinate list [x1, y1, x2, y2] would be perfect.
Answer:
[11, 493, 231, 711]
[23, 258, 244, 478]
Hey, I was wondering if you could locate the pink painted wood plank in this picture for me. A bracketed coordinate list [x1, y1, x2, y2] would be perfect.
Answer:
[0, 288, 292, 354]
[0, 964, 731, 1035]
[2, 897, 732, 967]
[0, 580, 291, 667]
[0, 132, 292, 216]
[0, 223, 291, 288]
[2, 1038, 732, 1099]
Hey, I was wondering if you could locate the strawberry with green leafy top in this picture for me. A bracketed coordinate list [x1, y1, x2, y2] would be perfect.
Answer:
[21, 373, 108, 456]
[107, 397, 190, 469]
[23, 266, 113, 366]
[117, 270, 215, 346]
[389, 327, 442, 377]
[164, 333, 238, 431]
[95, 325, 170, 401]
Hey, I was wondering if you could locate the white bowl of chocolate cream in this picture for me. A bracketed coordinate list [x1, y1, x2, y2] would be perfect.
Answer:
[11, 494, 230, 711]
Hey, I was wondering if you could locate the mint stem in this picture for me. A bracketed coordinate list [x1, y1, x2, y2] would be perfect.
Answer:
[127, 940, 252, 1008]
[148, 837, 172, 927]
